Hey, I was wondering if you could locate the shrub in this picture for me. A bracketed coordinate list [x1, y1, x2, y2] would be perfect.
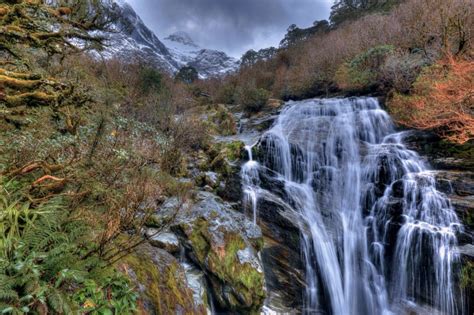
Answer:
[215, 83, 237, 104]
[388, 56, 474, 144]
[0, 180, 138, 314]
[335, 45, 395, 90]
[238, 87, 270, 112]
[380, 49, 430, 93]
[139, 66, 163, 95]
[175, 66, 199, 84]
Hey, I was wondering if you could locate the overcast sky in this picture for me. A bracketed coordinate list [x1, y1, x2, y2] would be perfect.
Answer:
[126, 0, 333, 58]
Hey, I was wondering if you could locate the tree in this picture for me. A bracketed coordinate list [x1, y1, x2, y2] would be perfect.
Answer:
[329, 0, 400, 25]
[0, 0, 114, 108]
[241, 50, 258, 67]
[240, 47, 278, 67]
[279, 21, 329, 47]
[175, 66, 199, 83]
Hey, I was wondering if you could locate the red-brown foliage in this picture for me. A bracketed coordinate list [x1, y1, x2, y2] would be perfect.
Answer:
[389, 56, 473, 143]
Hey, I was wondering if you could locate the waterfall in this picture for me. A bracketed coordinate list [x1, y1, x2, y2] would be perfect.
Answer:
[242, 145, 260, 224]
[242, 97, 462, 314]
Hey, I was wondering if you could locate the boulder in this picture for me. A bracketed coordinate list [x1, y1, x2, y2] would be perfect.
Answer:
[403, 131, 474, 171]
[117, 243, 207, 315]
[171, 192, 265, 313]
[145, 228, 180, 254]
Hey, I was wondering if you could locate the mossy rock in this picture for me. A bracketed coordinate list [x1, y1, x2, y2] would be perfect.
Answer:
[212, 104, 238, 136]
[171, 192, 265, 313]
[176, 222, 265, 312]
[208, 141, 245, 177]
[461, 260, 474, 290]
[117, 243, 207, 315]
[224, 140, 245, 161]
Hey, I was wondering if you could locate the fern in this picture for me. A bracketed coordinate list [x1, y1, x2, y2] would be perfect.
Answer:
[0, 178, 137, 314]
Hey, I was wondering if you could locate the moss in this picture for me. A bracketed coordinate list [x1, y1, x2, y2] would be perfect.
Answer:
[120, 247, 206, 315]
[224, 141, 245, 161]
[212, 105, 237, 136]
[184, 221, 265, 312]
[4, 91, 57, 107]
[210, 154, 232, 176]
[251, 145, 263, 161]
[464, 209, 474, 229]
[460, 261, 474, 289]
[208, 141, 244, 177]
[0, 74, 43, 90]
[187, 218, 211, 262]
[145, 214, 164, 228]
[206, 233, 265, 310]
[412, 138, 474, 170]
[157, 172, 194, 197]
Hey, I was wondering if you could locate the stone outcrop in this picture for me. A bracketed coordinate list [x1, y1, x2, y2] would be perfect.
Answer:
[117, 243, 206, 315]
[171, 192, 266, 313]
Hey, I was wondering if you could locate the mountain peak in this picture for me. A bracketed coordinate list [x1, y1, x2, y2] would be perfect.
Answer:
[165, 31, 199, 48]
[104, 4, 238, 78]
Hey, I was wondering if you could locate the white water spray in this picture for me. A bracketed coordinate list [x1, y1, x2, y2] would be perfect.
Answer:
[242, 97, 462, 314]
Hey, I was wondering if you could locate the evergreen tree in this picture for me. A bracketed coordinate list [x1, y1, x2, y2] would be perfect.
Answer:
[175, 66, 199, 83]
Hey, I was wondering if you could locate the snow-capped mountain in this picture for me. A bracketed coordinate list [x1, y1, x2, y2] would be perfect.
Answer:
[163, 32, 239, 78]
[102, 1, 238, 78]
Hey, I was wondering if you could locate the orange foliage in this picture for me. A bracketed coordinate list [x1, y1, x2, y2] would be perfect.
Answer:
[211, 0, 472, 100]
[389, 56, 473, 143]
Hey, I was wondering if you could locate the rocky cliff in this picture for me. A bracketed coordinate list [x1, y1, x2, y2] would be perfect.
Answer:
[101, 1, 238, 78]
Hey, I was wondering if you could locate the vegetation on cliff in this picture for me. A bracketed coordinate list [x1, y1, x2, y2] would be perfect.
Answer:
[0, 0, 212, 312]
[0, 0, 472, 313]
[209, 0, 473, 143]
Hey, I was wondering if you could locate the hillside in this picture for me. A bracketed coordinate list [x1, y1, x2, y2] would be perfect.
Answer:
[0, 0, 473, 314]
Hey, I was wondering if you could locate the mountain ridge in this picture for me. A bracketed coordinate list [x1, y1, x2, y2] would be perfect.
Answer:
[103, 1, 238, 78]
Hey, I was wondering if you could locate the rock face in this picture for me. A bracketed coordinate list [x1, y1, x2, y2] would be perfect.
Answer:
[117, 243, 206, 315]
[102, 2, 238, 78]
[171, 192, 266, 312]
[164, 32, 239, 79]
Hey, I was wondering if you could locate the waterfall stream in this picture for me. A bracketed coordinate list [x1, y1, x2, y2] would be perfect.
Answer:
[241, 97, 462, 314]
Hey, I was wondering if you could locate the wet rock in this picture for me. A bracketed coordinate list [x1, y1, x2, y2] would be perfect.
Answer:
[145, 228, 180, 254]
[433, 171, 474, 241]
[434, 171, 474, 197]
[248, 182, 306, 311]
[182, 262, 211, 313]
[390, 179, 404, 198]
[117, 243, 206, 315]
[146, 197, 183, 228]
[204, 171, 219, 188]
[403, 131, 474, 171]
[171, 191, 265, 313]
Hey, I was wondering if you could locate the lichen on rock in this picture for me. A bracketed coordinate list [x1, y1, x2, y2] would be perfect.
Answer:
[171, 191, 266, 312]
[117, 243, 207, 315]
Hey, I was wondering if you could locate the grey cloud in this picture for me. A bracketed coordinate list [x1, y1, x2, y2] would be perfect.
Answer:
[126, 0, 332, 57]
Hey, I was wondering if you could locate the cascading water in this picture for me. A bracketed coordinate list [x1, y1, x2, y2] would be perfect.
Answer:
[242, 145, 260, 224]
[241, 97, 463, 314]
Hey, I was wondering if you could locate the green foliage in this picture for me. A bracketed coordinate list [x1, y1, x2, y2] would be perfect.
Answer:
[280, 21, 329, 47]
[175, 66, 199, 84]
[460, 261, 474, 289]
[241, 47, 278, 66]
[238, 87, 269, 113]
[330, 0, 401, 25]
[73, 277, 137, 314]
[138, 67, 163, 95]
[215, 83, 237, 104]
[0, 180, 138, 314]
[335, 45, 395, 89]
